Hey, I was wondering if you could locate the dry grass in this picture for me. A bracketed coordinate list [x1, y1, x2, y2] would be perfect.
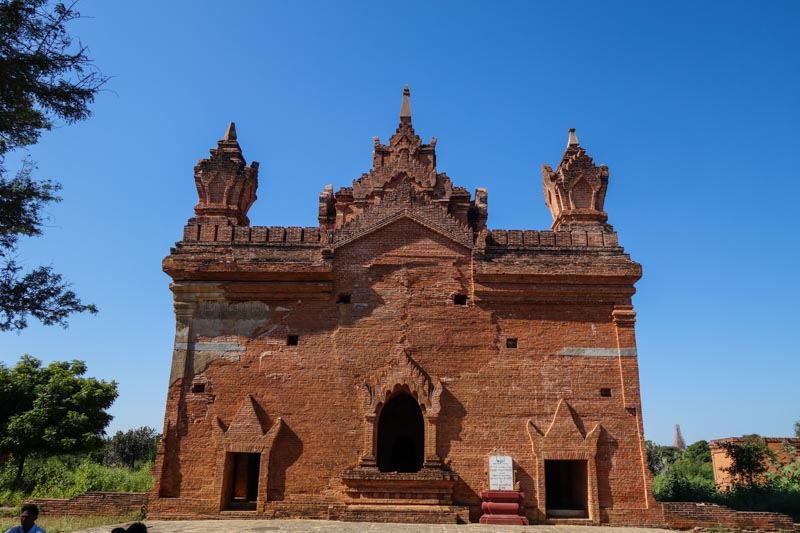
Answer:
[0, 513, 141, 533]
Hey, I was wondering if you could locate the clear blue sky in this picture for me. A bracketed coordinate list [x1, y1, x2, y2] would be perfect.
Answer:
[3, 1, 799, 446]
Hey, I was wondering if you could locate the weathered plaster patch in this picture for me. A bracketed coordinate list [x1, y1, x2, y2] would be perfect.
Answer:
[558, 347, 637, 357]
[192, 301, 270, 337]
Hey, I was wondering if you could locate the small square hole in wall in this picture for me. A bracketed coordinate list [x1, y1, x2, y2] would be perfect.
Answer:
[600, 388, 612, 397]
[337, 293, 351, 304]
[506, 338, 518, 348]
[287, 335, 299, 346]
[191, 382, 206, 394]
[453, 294, 468, 306]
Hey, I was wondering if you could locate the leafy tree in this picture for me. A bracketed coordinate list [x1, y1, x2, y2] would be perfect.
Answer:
[651, 439, 716, 502]
[104, 426, 160, 469]
[645, 440, 682, 475]
[0, 0, 107, 331]
[682, 439, 712, 466]
[0, 355, 117, 484]
[718, 434, 772, 487]
[795, 419, 799, 438]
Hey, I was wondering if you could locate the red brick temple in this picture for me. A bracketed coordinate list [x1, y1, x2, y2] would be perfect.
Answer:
[149, 87, 661, 525]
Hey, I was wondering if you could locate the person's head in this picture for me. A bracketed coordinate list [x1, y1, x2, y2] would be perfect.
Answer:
[20, 504, 39, 531]
[126, 523, 147, 533]
[111, 528, 126, 533]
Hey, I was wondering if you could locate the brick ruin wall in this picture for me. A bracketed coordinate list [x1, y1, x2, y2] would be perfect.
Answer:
[661, 502, 795, 531]
[24, 492, 147, 517]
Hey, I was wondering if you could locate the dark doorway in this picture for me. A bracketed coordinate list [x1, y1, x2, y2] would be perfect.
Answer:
[226, 452, 260, 510]
[545, 459, 588, 518]
[377, 393, 424, 472]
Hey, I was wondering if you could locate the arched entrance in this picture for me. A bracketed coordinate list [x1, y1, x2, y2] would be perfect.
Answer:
[377, 393, 424, 472]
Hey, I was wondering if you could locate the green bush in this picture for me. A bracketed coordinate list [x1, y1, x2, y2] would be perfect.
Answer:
[717, 479, 800, 521]
[653, 469, 717, 502]
[0, 454, 153, 506]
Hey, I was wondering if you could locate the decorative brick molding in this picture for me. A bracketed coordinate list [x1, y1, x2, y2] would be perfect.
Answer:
[25, 492, 147, 517]
[332, 184, 473, 249]
[487, 228, 619, 249]
[182, 224, 321, 244]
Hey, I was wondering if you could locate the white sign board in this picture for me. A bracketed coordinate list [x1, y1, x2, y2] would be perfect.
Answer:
[488, 455, 514, 490]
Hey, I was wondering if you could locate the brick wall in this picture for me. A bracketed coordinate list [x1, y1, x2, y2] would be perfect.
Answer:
[662, 501, 795, 531]
[710, 436, 800, 489]
[26, 492, 147, 517]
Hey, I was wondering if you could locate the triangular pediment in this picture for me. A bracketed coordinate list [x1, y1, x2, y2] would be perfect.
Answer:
[331, 185, 473, 250]
[212, 394, 283, 447]
[527, 399, 601, 455]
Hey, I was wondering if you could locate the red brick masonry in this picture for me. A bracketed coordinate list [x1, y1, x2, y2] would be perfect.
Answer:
[22, 491, 797, 530]
[661, 502, 795, 531]
[148, 89, 659, 525]
[26, 492, 147, 516]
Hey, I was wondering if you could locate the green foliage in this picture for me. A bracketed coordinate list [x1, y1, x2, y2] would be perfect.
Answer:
[645, 440, 682, 475]
[717, 479, 800, 521]
[0, 0, 106, 331]
[712, 437, 800, 520]
[0, 0, 108, 153]
[794, 418, 800, 438]
[653, 468, 717, 502]
[0, 454, 153, 507]
[650, 436, 800, 521]
[683, 439, 712, 464]
[718, 434, 772, 487]
[651, 439, 716, 502]
[0, 356, 117, 483]
[104, 426, 160, 470]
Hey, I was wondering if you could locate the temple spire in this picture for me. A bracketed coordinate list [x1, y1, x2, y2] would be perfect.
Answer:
[400, 85, 411, 119]
[567, 127, 579, 146]
[673, 424, 686, 450]
[223, 122, 237, 141]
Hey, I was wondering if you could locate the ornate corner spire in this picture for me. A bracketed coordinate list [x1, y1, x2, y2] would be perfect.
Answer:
[191, 122, 259, 226]
[541, 128, 610, 231]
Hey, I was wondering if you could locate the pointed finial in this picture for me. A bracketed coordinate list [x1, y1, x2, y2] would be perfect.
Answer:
[567, 128, 579, 147]
[223, 122, 237, 141]
[400, 85, 411, 118]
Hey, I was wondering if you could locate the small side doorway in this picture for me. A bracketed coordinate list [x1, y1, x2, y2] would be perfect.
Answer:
[545, 459, 588, 518]
[225, 452, 260, 510]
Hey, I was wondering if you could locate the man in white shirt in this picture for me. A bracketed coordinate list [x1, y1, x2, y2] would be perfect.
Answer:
[4, 504, 45, 533]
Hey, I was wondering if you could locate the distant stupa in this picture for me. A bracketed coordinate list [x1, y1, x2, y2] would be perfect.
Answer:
[673, 424, 686, 450]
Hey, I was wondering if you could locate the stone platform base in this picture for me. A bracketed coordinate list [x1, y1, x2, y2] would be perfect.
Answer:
[339, 504, 469, 524]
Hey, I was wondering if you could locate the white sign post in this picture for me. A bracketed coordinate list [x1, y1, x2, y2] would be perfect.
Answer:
[488, 455, 514, 490]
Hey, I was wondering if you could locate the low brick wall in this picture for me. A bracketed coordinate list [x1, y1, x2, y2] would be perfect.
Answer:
[26, 492, 147, 517]
[662, 501, 795, 531]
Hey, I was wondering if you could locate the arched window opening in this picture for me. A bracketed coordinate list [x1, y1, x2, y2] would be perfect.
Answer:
[377, 393, 424, 473]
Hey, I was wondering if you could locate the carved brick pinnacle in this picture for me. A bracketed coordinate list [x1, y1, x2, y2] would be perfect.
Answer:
[192, 122, 259, 226]
[542, 129, 610, 231]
